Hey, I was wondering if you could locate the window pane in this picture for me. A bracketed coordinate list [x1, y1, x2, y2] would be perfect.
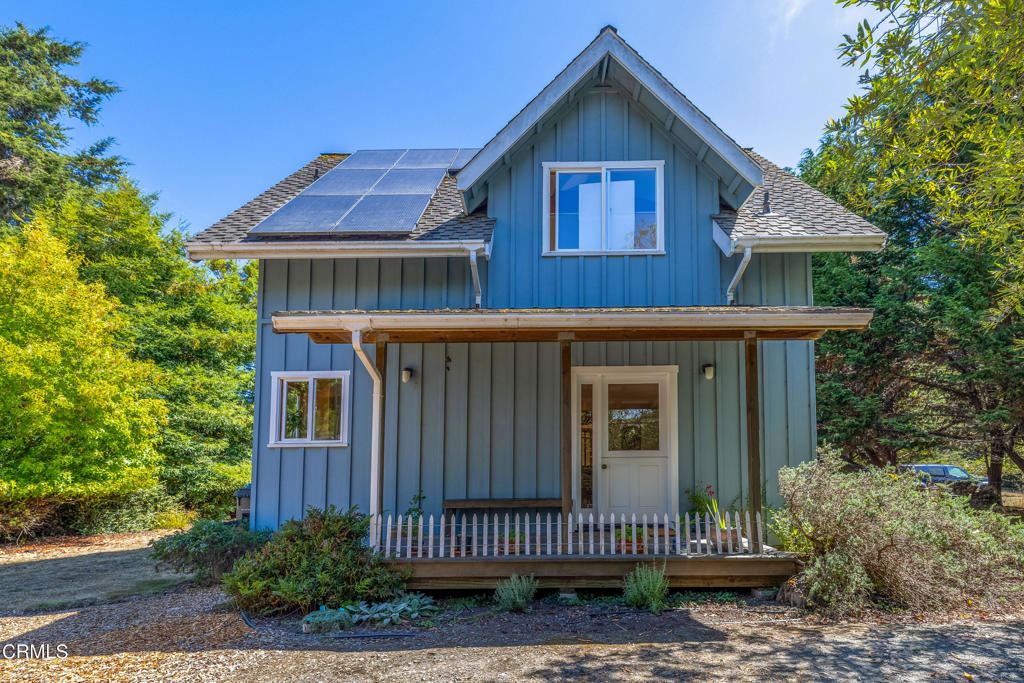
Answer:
[580, 384, 593, 509]
[312, 378, 343, 441]
[282, 380, 309, 439]
[556, 171, 601, 250]
[607, 383, 659, 450]
[607, 168, 657, 250]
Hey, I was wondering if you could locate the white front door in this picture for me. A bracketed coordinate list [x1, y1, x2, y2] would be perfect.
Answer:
[572, 367, 678, 519]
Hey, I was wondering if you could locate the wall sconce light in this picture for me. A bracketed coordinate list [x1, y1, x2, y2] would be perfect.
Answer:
[701, 364, 715, 380]
[401, 367, 414, 383]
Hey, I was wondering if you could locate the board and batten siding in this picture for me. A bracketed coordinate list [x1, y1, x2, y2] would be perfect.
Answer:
[251, 252, 816, 529]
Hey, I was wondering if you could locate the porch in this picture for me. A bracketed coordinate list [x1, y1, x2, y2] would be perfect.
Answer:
[370, 508, 800, 588]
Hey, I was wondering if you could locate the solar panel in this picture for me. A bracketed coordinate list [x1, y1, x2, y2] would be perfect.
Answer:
[249, 196, 358, 234]
[334, 194, 431, 233]
[300, 168, 386, 196]
[394, 148, 458, 168]
[340, 149, 407, 169]
[369, 168, 446, 195]
[451, 148, 480, 170]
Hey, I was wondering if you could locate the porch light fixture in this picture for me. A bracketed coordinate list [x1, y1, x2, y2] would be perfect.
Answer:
[402, 367, 414, 383]
[701, 364, 715, 380]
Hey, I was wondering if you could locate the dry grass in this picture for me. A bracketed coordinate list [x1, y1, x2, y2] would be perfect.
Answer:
[1003, 490, 1024, 510]
[0, 531, 190, 613]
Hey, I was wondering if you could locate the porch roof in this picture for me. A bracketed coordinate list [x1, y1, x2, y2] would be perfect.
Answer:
[271, 305, 873, 343]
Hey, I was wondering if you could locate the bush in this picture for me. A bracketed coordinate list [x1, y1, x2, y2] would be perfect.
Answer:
[150, 519, 270, 583]
[623, 563, 669, 612]
[804, 552, 872, 612]
[44, 487, 181, 536]
[221, 506, 409, 615]
[494, 574, 538, 612]
[776, 446, 1024, 613]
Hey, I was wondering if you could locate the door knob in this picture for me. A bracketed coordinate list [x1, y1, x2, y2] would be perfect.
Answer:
[601, 464, 607, 469]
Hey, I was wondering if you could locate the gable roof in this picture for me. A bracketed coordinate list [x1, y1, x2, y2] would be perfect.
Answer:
[185, 156, 495, 260]
[457, 26, 763, 200]
[711, 151, 886, 254]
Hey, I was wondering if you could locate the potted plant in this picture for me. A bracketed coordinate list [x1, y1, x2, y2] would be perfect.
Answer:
[686, 483, 741, 549]
[615, 526, 647, 554]
[496, 530, 526, 555]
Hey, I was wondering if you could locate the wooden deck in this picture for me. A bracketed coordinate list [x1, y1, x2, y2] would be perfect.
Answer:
[391, 554, 801, 589]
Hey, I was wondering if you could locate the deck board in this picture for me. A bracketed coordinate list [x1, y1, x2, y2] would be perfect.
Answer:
[391, 554, 800, 589]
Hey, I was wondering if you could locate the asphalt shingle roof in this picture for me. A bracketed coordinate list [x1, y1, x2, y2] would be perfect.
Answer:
[712, 150, 885, 244]
[188, 154, 495, 245]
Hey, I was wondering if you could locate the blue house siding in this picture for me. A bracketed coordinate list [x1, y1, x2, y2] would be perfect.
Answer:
[250, 251, 816, 529]
[484, 90, 724, 309]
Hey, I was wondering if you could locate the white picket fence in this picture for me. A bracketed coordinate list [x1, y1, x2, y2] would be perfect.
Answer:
[370, 510, 764, 559]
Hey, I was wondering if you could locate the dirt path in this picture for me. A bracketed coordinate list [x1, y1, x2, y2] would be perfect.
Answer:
[0, 585, 1021, 682]
[0, 531, 190, 612]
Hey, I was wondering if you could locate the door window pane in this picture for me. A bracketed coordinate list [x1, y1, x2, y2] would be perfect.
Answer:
[607, 383, 659, 450]
[312, 378, 343, 441]
[580, 384, 593, 509]
[554, 171, 601, 250]
[282, 380, 309, 439]
[607, 168, 657, 250]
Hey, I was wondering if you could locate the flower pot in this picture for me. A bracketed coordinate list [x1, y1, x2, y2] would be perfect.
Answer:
[616, 539, 647, 554]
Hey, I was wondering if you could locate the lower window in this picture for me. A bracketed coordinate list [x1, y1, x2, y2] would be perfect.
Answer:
[269, 371, 350, 447]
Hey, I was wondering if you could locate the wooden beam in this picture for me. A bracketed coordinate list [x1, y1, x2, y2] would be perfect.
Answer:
[744, 332, 762, 518]
[560, 340, 572, 523]
[392, 555, 800, 589]
[296, 328, 827, 345]
[375, 341, 388, 516]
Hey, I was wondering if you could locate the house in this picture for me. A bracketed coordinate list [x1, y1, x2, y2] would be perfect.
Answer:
[186, 27, 884, 587]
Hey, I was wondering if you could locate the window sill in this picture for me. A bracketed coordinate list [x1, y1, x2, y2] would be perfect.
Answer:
[542, 250, 666, 257]
[268, 441, 349, 449]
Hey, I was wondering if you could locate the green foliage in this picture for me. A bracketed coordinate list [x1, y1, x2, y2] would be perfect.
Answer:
[668, 590, 746, 607]
[221, 506, 409, 615]
[150, 520, 271, 583]
[303, 593, 438, 632]
[622, 563, 669, 613]
[833, 0, 1024, 315]
[0, 226, 165, 537]
[0, 23, 123, 223]
[777, 447, 1024, 613]
[47, 487, 179, 536]
[804, 551, 872, 613]
[493, 574, 538, 612]
[34, 184, 257, 520]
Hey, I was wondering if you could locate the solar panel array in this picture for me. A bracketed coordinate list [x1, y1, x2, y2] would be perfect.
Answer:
[249, 148, 479, 235]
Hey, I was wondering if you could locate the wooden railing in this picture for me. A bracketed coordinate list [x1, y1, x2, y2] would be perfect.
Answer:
[371, 510, 765, 559]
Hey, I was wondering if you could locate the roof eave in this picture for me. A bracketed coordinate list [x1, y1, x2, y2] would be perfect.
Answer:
[456, 28, 762, 194]
[712, 220, 886, 256]
[184, 239, 492, 262]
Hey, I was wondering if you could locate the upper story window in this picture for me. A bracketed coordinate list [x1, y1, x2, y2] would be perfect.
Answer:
[269, 371, 350, 447]
[543, 161, 664, 254]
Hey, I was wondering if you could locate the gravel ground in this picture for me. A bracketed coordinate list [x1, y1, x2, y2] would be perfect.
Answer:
[0, 585, 1021, 682]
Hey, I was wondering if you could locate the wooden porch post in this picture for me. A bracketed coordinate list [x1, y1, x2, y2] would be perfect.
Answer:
[560, 340, 572, 524]
[744, 331, 762, 518]
[375, 341, 388, 518]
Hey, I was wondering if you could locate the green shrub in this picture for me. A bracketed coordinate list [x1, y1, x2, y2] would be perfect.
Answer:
[303, 592, 438, 632]
[804, 551, 872, 612]
[623, 563, 669, 612]
[221, 506, 409, 615]
[777, 446, 1024, 613]
[150, 519, 270, 583]
[494, 574, 538, 612]
[44, 486, 180, 535]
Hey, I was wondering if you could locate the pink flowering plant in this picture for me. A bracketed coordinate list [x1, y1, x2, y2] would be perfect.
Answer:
[686, 483, 726, 529]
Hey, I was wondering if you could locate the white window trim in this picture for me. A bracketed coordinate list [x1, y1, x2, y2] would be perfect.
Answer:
[268, 370, 350, 448]
[542, 160, 665, 256]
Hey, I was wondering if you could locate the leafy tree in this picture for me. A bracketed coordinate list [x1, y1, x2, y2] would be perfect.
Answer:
[36, 184, 256, 517]
[0, 23, 122, 223]
[832, 0, 1024, 315]
[0, 225, 165, 501]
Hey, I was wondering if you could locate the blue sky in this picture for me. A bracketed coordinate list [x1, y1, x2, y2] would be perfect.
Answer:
[8, 0, 873, 235]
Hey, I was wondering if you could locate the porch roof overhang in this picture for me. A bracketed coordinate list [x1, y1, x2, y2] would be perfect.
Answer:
[271, 306, 874, 344]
